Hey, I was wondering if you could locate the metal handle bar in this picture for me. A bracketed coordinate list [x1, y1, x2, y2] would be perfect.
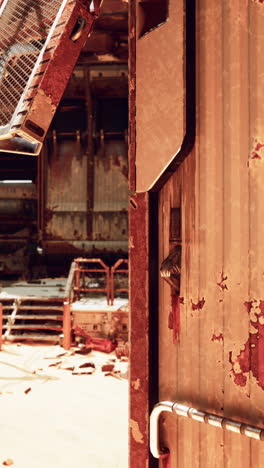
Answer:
[150, 401, 264, 459]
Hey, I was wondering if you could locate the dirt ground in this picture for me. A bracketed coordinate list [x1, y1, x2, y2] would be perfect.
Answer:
[0, 343, 128, 468]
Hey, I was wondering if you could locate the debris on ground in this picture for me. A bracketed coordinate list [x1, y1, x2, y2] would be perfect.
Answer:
[2, 459, 14, 466]
[72, 367, 95, 375]
[101, 364, 115, 372]
[48, 361, 62, 367]
[115, 341, 129, 359]
[0, 342, 129, 393]
[79, 362, 95, 369]
[75, 347, 92, 355]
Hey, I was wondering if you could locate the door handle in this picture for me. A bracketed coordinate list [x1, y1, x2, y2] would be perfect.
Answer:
[150, 400, 264, 459]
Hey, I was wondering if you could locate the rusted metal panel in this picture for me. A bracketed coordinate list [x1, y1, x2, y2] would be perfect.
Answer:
[154, 0, 264, 467]
[0, 183, 36, 200]
[45, 137, 128, 250]
[43, 240, 128, 255]
[135, 0, 185, 192]
[93, 139, 128, 241]
[128, 0, 136, 191]
[129, 192, 150, 467]
[45, 138, 88, 240]
[93, 140, 128, 210]
[92, 211, 128, 241]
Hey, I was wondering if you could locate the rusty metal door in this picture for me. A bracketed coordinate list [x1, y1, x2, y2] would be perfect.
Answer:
[129, 0, 264, 467]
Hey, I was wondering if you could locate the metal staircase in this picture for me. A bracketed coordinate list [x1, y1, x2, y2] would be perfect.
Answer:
[1, 296, 64, 343]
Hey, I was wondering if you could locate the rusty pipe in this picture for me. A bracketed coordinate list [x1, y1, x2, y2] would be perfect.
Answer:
[150, 401, 264, 459]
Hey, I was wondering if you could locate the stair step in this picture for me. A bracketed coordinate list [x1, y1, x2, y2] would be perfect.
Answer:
[4, 334, 60, 342]
[3, 324, 62, 331]
[3, 315, 62, 321]
[0, 297, 64, 302]
[18, 305, 63, 311]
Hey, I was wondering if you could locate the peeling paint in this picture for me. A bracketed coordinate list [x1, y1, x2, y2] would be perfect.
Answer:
[129, 419, 144, 444]
[211, 333, 223, 342]
[250, 139, 264, 159]
[217, 272, 228, 290]
[230, 300, 264, 389]
[132, 378, 141, 390]
[191, 297, 205, 310]
[129, 236, 135, 248]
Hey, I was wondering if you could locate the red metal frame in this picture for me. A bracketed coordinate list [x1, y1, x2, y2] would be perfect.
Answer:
[129, 193, 150, 466]
[110, 258, 129, 305]
[73, 258, 111, 304]
[63, 301, 71, 350]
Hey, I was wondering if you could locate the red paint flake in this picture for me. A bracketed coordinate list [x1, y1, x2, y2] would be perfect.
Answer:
[191, 297, 205, 310]
[250, 141, 264, 159]
[217, 272, 228, 290]
[211, 333, 223, 342]
[251, 152, 262, 159]
[230, 300, 264, 390]
[168, 294, 181, 343]
[255, 142, 264, 151]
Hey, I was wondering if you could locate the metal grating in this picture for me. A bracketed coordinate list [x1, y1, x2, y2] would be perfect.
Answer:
[0, 0, 65, 131]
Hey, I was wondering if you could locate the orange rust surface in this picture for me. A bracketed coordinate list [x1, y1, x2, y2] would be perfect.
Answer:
[135, 0, 185, 191]
[129, 192, 150, 467]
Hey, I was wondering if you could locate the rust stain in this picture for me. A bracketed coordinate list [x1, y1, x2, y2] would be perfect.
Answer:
[129, 235, 135, 249]
[230, 300, 264, 389]
[129, 419, 144, 444]
[217, 272, 228, 290]
[132, 378, 141, 390]
[191, 297, 205, 310]
[122, 165, 128, 178]
[113, 154, 121, 167]
[211, 333, 224, 342]
[44, 208, 55, 224]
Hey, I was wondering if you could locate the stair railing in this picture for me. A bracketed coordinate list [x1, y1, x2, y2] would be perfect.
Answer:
[62, 260, 77, 349]
[110, 259, 129, 305]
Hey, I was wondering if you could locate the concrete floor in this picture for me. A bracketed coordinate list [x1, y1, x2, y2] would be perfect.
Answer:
[0, 343, 128, 468]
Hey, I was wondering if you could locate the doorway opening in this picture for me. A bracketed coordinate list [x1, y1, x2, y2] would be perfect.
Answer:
[0, 1, 129, 466]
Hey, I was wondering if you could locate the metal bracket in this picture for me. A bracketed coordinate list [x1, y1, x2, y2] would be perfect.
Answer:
[150, 400, 264, 459]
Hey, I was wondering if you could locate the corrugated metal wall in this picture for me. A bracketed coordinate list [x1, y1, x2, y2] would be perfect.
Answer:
[93, 139, 128, 242]
[44, 137, 128, 253]
[158, 1, 264, 466]
[45, 139, 88, 240]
